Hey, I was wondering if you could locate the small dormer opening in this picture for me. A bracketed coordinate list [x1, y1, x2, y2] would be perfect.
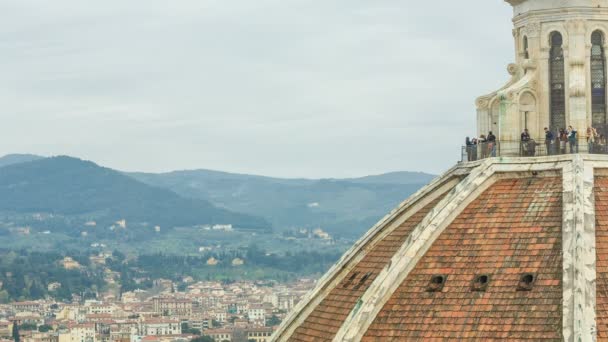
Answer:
[517, 273, 536, 291]
[471, 274, 490, 292]
[427, 275, 447, 292]
[353, 272, 372, 290]
[343, 272, 359, 288]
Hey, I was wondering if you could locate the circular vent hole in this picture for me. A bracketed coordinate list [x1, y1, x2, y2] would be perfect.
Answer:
[521, 274, 534, 285]
[517, 273, 536, 291]
[477, 275, 489, 284]
[431, 275, 445, 285]
[427, 275, 447, 292]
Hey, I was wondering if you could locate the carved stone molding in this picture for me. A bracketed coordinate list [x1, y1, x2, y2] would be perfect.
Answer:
[509, 91, 518, 101]
[475, 97, 490, 110]
[507, 63, 520, 76]
[566, 19, 586, 36]
[522, 22, 541, 38]
[529, 79, 538, 90]
[522, 60, 537, 71]
[570, 82, 586, 98]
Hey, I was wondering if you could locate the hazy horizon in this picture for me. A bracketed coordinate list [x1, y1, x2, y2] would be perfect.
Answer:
[1, 0, 513, 178]
[0, 152, 437, 179]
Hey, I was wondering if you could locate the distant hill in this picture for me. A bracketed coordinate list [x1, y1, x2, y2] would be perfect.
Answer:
[0, 153, 435, 238]
[0, 157, 269, 236]
[129, 169, 435, 237]
[0, 154, 43, 168]
[344, 171, 435, 185]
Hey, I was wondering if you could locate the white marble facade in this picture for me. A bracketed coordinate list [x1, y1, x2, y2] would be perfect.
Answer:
[477, 0, 608, 152]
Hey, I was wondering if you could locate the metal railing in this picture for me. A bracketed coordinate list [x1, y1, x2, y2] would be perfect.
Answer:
[461, 139, 608, 162]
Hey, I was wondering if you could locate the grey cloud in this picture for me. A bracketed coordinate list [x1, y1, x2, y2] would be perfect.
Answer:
[0, 0, 513, 177]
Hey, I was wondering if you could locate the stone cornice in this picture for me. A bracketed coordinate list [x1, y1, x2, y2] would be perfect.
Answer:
[512, 7, 608, 27]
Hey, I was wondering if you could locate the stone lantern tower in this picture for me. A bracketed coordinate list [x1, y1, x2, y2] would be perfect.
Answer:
[477, 0, 608, 152]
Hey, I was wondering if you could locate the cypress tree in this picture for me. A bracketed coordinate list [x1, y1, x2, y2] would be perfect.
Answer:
[12, 322, 20, 342]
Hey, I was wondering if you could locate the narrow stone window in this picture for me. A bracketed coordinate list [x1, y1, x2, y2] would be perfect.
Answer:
[471, 274, 490, 291]
[426, 275, 447, 292]
[550, 31, 566, 132]
[523, 36, 529, 59]
[592, 30, 607, 133]
[517, 273, 536, 291]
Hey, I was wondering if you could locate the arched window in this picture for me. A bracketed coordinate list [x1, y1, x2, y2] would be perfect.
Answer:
[523, 36, 529, 59]
[550, 32, 566, 132]
[591, 30, 607, 132]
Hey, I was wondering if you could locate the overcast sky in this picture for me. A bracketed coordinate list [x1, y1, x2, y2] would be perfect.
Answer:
[0, 0, 514, 178]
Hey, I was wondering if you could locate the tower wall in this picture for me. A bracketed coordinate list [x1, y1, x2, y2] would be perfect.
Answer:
[477, 0, 608, 149]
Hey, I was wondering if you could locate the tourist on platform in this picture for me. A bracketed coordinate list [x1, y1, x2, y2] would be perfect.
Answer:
[545, 127, 555, 155]
[559, 128, 568, 154]
[479, 134, 487, 159]
[465, 137, 473, 161]
[471, 138, 478, 161]
[529, 138, 538, 156]
[487, 131, 497, 157]
[588, 127, 597, 153]
[521, 129, 531, 142]
[594, 127, 600, 152]
[521, 129, 531, 156]
[568, 126, 578, 153]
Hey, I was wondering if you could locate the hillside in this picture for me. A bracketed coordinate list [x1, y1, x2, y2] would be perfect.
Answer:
[0, 157, 269, 237]
[130, 169, 435, 237]
[0, 154, 43, 168]
[0, 154, 435, 239]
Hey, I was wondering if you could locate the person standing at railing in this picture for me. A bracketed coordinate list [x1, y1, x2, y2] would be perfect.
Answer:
[559, 128, 568, 154]
[521, 129, 531, 156]
[588, 127, 596, 154]
[544, 127, 555, 156]
[465, 137, 473, 161]
[471, 138, 478, 161]
[568, 126, 578, 153]
[487, 131, 496, 157]
[479, 134, 487, 159]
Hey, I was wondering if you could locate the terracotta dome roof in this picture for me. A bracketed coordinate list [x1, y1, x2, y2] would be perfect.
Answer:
[273, 155, 603, 341]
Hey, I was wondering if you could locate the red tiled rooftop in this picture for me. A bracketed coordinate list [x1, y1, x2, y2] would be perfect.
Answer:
[290, 185, 454, 342]
[595, 175, 608, 339]
[363, 177, 563, 341]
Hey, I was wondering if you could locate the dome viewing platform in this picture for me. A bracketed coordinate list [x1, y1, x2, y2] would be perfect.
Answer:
[461, 135, 607, 162]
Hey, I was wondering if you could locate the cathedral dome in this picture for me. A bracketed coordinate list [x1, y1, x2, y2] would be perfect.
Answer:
[272, 1, 608, 341]
[273, 155, 605, 341]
